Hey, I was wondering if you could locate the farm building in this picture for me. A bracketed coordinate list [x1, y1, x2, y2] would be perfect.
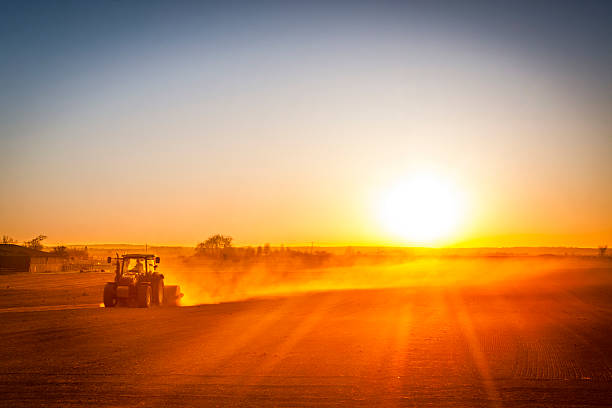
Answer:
[0, 244, 64, 273]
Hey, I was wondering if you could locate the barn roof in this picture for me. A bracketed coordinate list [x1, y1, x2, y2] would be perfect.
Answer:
[0, 244, 60, 257]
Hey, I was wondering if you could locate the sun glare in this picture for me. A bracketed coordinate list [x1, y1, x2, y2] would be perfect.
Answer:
[378, 173, 466, 245]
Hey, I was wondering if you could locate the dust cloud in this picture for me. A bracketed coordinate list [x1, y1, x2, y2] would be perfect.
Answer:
[160, 255, 609, 306]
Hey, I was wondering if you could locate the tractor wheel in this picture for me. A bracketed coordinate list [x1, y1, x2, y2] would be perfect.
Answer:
[103, 283, 117, 307]
[152, 278, 164, 306]
[137, 284, 151, 308]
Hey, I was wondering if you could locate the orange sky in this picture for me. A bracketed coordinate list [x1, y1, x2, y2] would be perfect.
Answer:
[1, 3, 611, 248]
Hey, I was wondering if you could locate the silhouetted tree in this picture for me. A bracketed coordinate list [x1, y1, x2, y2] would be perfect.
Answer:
[196, 234, 233, 257]
[1, 235, 16, 244]
[53, 246, 69, 257]
[599, 245, 608, 257]
[24, 235, 47, 251]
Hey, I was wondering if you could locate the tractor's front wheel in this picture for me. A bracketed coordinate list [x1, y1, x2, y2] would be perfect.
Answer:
[103, 283, 117, 308]
[137, 284, 151, 308]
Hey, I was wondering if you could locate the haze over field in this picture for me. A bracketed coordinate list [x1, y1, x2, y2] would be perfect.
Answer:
[1, 1, 611, 248]
[2, 256, 612, 407]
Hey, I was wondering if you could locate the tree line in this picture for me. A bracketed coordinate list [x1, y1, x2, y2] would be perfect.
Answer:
[194, 234, 333, 267]
[1, 234, 88, 259]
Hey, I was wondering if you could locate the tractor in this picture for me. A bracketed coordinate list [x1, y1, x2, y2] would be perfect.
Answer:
[103, 254, 182, 308]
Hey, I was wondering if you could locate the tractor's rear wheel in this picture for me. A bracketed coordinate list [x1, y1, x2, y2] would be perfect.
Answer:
[137, 284, 151, 308]
[103, 283, 117, 307]
[152, 278, 164, 306]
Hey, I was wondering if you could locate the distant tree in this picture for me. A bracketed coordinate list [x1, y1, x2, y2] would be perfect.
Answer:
[195, 234, 233, 257]
[256, 246, 262, 256]
[2, 235, 16, 244]
[599, 245, 608, 257]
[263, 243, 270, 256]
[220, 235, 233, 248]
[53, 246, 69, 257]
[24, 235, 47, 251]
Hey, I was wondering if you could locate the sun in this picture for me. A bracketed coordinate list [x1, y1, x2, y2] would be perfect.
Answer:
[378, 173, 466, 245]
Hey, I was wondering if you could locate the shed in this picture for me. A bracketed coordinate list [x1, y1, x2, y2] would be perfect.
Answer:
[0, 244, 64, 273]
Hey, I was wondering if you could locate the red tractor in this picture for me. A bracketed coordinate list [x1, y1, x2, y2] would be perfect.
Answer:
[103, 254, 182, 308]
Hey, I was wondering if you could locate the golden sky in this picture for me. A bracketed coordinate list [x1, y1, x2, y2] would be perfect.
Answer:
[1, 2, 611, 247]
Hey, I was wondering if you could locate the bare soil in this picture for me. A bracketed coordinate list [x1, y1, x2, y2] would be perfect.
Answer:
[0, 261, 611, 407]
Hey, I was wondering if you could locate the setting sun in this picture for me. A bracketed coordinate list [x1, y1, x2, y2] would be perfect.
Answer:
[378, 173, 466, 244]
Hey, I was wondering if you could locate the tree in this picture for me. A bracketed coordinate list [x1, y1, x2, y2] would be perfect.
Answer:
[2, 235, 16, 244]
[24, 235, 47, 251]
[195, 234, 233, 257]
[599, 245, 608, 257]
[53, 246, 69, 257]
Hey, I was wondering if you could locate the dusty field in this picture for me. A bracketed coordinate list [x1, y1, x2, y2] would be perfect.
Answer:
[0, 259, 611, 407]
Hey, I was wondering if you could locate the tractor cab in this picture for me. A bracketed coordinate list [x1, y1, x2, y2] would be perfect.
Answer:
[115, 254, 160, 280]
